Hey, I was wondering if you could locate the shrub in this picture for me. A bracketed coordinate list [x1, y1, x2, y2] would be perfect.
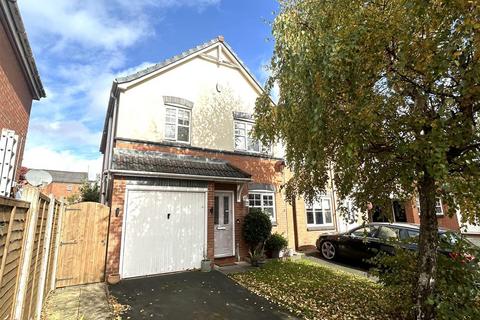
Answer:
[243, 208, 272, 252]
[369, 234, 480, 319]
[265, 232, 288, 253]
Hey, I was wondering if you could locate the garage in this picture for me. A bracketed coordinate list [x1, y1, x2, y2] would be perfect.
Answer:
[120, 187, 207, 278]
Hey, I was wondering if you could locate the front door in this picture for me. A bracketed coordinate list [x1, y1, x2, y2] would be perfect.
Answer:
[214, 192, 234, 257]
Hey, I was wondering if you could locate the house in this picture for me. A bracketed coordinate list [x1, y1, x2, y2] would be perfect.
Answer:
[0, 0, 45, 196]
[39, 169, 88, 200]
[100, 36, 297, 279]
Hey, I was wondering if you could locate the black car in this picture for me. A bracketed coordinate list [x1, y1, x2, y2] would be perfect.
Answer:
[316, 222, 473, 262]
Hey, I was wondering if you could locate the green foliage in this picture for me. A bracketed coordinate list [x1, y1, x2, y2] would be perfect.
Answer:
[243, 208, 272, 252]
[79, 180, 100, 202]
[370, 236, 480, 319]
[256, 2, 479, 315]
[265, 232, 289, 252]
[255, 0, 480, 221]
[231, 259, 392, 319]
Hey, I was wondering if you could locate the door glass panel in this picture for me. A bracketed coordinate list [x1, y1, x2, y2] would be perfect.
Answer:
[223, 196, 229, 224]
[214, 196, 219, 225]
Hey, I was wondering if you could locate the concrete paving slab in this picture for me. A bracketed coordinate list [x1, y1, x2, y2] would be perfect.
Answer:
[42, 283, 111, 320]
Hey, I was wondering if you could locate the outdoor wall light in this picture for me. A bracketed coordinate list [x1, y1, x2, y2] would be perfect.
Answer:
[115, 208, 120, 217]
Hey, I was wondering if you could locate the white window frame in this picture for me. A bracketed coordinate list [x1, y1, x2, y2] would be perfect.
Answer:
[248, 191, 276, 222]
[416, 197, 444, 216]
[306, 196, 334, 227]
[165, 106, 191, 143]
[234, 120, 271, 154]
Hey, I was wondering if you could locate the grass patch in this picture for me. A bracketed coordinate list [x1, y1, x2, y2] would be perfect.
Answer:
[230, 259, 395, 320]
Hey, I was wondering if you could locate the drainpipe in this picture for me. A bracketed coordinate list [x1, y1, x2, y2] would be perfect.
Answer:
[329, 164, 339, 232]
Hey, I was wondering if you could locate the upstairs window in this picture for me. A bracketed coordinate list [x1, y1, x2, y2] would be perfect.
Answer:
[234, 121, 270, 154]
[416, 197, 444, 215]
[306, 197, 333, 227]
[165, 106, 190, 143]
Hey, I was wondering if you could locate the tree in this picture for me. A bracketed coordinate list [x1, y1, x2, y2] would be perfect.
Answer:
[79, 180, 100, 202]
[255, 1, 479, 319]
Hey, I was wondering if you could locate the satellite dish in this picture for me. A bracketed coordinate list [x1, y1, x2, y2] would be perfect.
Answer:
[25, 169, 53, 187]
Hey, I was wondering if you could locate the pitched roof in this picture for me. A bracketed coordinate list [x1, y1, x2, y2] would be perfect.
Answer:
[100, 36, 267, 152]
[42, 170, 88, 184]
[112, 149, 251, 181]
[0, 0, 45, 99]
[114, 36, 261, 87]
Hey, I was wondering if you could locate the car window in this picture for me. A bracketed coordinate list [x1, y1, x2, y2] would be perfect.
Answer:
[399, 229, 419, 240]
[352, 226, 378, 238]
[377, 226, 400, 240]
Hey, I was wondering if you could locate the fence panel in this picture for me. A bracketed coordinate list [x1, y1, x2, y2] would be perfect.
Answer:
[0, 197, 30, 320]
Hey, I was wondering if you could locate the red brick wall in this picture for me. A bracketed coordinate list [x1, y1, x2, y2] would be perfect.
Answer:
[0, 22, 34, 174]
[405, 199, 460, 230]
[106, 177, 126, 276]
[40, 182, 82, 200]
[105, 141, 291, 276]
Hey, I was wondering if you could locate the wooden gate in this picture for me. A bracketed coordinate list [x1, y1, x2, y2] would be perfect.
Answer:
[55, 202, 110, 287]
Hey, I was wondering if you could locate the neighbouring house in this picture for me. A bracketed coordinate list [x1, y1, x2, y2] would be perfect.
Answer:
[38, 169, 88, 200]
[0, 0, 45, 197]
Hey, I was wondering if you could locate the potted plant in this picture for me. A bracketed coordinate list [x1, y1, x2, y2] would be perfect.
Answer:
[242, 208, 272, 266]
[265, 233, 288, 259]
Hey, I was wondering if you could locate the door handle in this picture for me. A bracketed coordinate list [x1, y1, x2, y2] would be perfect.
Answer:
[167, 213, 171, 219]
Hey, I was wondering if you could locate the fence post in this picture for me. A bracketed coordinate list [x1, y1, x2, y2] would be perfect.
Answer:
[49, 201, 64, 291]
[13, 187, 40, 320]
[34, 195, 56, 319]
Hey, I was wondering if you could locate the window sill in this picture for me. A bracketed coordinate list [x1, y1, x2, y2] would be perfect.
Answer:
[307, 226, 335, 232]
[271, 222, 278, 227]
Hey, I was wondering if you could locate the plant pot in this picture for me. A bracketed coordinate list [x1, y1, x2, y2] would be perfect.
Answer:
[107, 274, 121, 285]
[271, 249, 281, 259]
[201, 259, 212, 272]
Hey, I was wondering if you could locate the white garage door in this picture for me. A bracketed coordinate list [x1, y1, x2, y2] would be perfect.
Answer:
[121, 188, 206, 278]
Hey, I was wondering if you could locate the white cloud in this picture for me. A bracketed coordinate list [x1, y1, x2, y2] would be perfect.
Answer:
[23, 146, 102, 181]
[18, 0, 221, 178]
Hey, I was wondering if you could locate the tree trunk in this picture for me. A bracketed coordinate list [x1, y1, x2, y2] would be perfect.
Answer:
[416, 173, 439, 320]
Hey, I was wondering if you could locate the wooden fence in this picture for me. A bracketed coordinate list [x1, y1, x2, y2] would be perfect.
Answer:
[0, 187, 64, 320]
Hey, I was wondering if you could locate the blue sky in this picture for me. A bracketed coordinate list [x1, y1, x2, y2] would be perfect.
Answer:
[18, 0, 279, 178]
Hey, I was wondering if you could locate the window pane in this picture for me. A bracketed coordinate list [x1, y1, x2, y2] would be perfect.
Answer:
[263, 194, 273, 206]
[306, 209, 314, 224]
[264, 207, 274, 218]
[165, 124, 176, 139]
[322, 199, 331, 210]
[178, 110, 190, 126]
[235, 136, 246, 150]
[315, 209, 324, 225]
[223, 196, 229, 224]
[177, 126, 189, 142]
[324, 209, 332, 224]
[235, 122, 245, 135]
[248, 193, 261, 207]
[166, 108, 176, 124]
[247, 137, 260, 152]
[435, 198, 443, 214]
[214, 196, 219, 225]
[248, 194, 255, 207]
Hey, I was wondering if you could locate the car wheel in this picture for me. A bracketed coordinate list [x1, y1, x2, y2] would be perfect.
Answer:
[321, 241, 337, 260]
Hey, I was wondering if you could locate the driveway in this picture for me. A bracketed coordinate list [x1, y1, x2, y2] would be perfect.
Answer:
[108, 270, 295, 320]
